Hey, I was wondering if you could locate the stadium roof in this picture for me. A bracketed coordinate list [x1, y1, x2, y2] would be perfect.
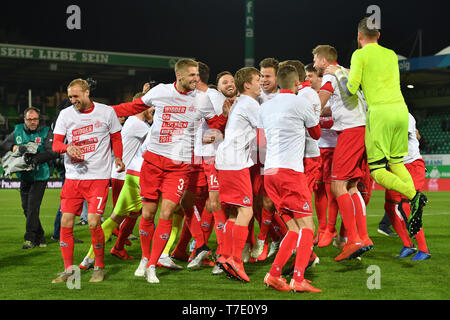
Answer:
[399, 46, 450, 88]
[0, 43, 192, 87]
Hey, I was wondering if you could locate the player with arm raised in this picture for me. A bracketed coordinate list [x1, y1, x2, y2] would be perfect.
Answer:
[110, 59, 229, 284]
[313, 45, 371, 262]
[325, 17, 427, 237]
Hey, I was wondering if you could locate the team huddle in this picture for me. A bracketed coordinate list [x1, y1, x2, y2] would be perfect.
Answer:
[50, 18, 430, 293]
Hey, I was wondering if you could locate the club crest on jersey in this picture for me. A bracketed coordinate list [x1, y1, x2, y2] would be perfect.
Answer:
[303, 202, 310, 211]
[243, 196, 251, 205]
[94, 121, 102, 128]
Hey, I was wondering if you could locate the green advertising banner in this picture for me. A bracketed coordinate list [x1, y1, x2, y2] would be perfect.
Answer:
[422, 155, 450, 179]
[0, 43, 190, 69]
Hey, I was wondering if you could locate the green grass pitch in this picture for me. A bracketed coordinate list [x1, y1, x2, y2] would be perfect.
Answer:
[0, 188, 449, 300]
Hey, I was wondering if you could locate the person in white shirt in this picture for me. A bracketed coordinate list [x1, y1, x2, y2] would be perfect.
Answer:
[110, 59, 230, 284]
[313, 45, 371, 262]
[259, 64, 322, 293]
[51, 78, 124, 283]
[305, 63, 341, 248]
[215, 67, 261, 282]
[251, 58, 286, 263]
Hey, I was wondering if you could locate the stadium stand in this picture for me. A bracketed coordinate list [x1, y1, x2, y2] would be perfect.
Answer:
[413, 107, 450, 154]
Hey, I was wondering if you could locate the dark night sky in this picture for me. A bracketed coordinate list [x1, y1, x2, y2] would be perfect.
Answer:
[1, 0, 449, 81]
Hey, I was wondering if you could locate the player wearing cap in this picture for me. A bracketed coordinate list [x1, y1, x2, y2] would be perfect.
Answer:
[51, 78, 125, 283]
[313, 45, 371, 262]
[259, 65, 321, 293]
[110, 59, 229, 284]
[325, 17, 427, 237]
[385, 113, 430, 260]
[215, 67, 261, 282]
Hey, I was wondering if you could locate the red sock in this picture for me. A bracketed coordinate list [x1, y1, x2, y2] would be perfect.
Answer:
[314, 183, 328, 232]
[173, 212, 193, 254]
[189, 206, 205, 249]
[200, 206, 213, 233]
[401, 201, 428, 252]
[385, 202, 412, 247]
[232, 224, 249, 263]
[293, 228, 314, 282]
[272, 213, 288, 239]
[336, 193, 360, 243]
[213, 209, 227, 256]
[352, 192, 368, 240]
[139, 217, 155, 260]
[222, 220, 235, 258]
[60, 227, 74, 271]
[90, 225, 105, 268]
[325, 183, 338, 233]
[148, 218, 172, 266]
[269, 230, 298, 277]
[258, 208, 274, 241]
[200, 206, 214, 244]
[115, 215, 138, 250]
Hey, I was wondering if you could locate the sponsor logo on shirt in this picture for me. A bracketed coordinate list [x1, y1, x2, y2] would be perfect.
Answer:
[243, 196, 251, 205]
[72, 124, 93, 137]
[163, 106, 186, 113]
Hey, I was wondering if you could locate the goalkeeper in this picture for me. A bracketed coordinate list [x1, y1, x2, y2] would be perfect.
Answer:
[325, 17, 427, 236]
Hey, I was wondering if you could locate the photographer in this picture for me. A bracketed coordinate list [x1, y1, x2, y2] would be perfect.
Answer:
[0, 106, 58, 249]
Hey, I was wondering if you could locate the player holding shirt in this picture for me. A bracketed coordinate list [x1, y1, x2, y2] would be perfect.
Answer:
[385, 113, 430, 260]
[325, 17, 427, 237]
[51, 78, 124, 283]
[313, 45, 371, 262]
[259, 65, 321, 293]
[215, 67, 261, 282]
[78, 92, 154, 267]
[111, 59, 230, 284]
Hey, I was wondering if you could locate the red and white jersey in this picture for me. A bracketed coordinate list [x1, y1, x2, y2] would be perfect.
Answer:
[258, 91, 319, 172]
[215, 94, 259, 170]
[111, 116, 150, 180]
[298, 85, 321, 158]
[193, 88, 226, 157]
[321, 66, 366, 131]
[404, 113, 421, 164]
[141, 83, 218, 162]
[53, 102, 122, 180]
[126, 131, 152, 174]
[257, 88, 280, 104]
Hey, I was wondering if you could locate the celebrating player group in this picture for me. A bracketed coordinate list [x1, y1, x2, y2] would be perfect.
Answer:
[50, 18, 430, 293]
